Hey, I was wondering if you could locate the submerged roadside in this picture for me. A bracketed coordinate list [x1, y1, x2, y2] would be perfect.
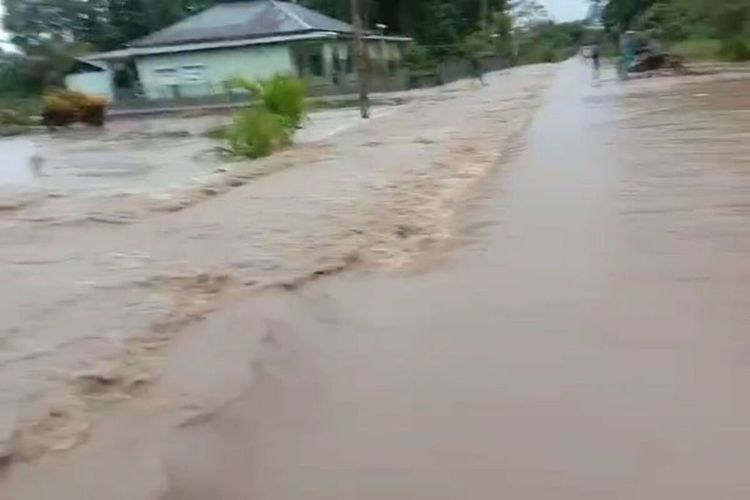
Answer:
[0, 64, 556, 486]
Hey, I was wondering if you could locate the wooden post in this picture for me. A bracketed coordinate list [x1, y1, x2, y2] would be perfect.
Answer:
[481, 0, 489, 34]
[351, 0, 370, 119]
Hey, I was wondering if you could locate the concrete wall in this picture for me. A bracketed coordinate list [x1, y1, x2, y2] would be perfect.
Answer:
[135, 44, 294, 100]
[131, 39, 410, 102]
[64, 70, 115, 102]
[366, 40, 404, 61]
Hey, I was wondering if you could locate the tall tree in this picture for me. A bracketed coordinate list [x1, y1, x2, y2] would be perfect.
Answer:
[3, 0, 218, 51]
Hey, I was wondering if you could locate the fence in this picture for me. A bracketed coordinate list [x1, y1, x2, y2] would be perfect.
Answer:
[109, 56, 509, 114]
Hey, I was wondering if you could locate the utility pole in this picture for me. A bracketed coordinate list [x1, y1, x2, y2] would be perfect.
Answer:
[481, 0, 489, 34]
[351, 0, 370, 119]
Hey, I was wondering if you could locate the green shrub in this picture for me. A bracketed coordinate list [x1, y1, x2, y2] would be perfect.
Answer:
[40, 90, 107, 128]
[260, 74, 307, 130]
[226, 108, 291, 159]
[671, 39, 722, 60]
[225, 74, 307, 130]
[224, 76, 263, 96]
[222, 74, 306, 158]
[720, 37, 750, 61]
[0, 108, 32, 126]
[0, 125, 27, 137]
[42, 94, 77, 128]
[403, 44, 438, 72]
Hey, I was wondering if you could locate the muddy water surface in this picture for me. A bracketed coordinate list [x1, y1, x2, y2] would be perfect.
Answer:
[0, 107, 395, 200]
[155, 63, 750, 499]
[2, 62, 749, 499]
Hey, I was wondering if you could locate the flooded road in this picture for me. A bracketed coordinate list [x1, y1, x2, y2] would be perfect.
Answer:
[3, 61, 750, 499]
[0, 66, 553, 492]
[156, 62, 750, 499]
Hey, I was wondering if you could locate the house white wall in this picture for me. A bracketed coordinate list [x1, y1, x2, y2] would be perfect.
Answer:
[64, 70, 115, 101]
[132, 38, 409, 100]
[135, 44, 295, 100]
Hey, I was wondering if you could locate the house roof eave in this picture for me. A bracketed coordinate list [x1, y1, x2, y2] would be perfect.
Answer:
[88, 32, 342, 61]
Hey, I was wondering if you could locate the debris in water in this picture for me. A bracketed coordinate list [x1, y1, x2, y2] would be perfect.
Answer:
[13, 402, 89, 461]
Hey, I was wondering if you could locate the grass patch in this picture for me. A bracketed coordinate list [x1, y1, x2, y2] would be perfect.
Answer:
[0, 102, 38, 136]
[671, 39, 723, 61]
[720, 37, 750, 62]
[671, 38, 750, 63]
[0, 124, 29, 137]
[0, 96, 43, 117]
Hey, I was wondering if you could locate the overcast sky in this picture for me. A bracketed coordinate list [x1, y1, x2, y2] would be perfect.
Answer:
[542, 0, 590, 21]
[0, 0, 7, 42]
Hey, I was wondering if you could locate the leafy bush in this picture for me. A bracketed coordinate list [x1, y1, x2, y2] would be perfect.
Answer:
[78, 96, 107, 126]
[720, 37, 750, 61]
[637, 1, 691, 42]
[226, 108, 291, 159]
[258, 74, 306, 130]
[42, 94, 77, 127]
[225, 74, 307, 130]
[403, 44, 438, 73]
[222, 74, 306, 158]
[42, 90, 107, 128]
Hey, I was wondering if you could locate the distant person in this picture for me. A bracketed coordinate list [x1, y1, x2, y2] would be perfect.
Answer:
[591, 45, 601, 80]
[619, 32, 636, 80]
[470, 55, 486, 87]
[29, 154, 45, 177]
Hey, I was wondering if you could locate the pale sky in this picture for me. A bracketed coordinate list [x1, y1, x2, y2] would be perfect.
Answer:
[0, 0, 9, 46]
[0, 0, 6, 38]
[541, 0, 590, 21]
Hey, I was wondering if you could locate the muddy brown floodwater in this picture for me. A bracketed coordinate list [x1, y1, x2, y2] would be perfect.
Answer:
[3, 61, 750, 499]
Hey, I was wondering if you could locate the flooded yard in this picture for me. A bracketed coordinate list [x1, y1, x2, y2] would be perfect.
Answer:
[0, 106, 396, 200]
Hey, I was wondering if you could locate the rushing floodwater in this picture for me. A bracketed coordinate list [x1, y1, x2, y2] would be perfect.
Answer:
[0, 136, 37, 186]
[0, 107, 397, 199]
[154, 63, 750, 499]
[2, 62, 749, 499]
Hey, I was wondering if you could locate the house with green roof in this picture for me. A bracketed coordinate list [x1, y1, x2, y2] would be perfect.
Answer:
[72, 0, 410, 102]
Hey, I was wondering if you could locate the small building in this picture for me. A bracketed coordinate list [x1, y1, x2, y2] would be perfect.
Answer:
[64, 59, 115, 101]
[79, 0, 411, 102]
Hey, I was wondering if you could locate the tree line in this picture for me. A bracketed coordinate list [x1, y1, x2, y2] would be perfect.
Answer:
[597, 0, 749, 60]
[2, 0, 512, 52]
[0, 0, 585, 96]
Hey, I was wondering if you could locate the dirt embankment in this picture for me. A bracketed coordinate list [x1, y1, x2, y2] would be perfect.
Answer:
[0, 65, 556, 477]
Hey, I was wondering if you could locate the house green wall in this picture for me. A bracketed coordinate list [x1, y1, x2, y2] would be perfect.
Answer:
[65, 70, 115, 102]
[134, 38, 408, 100]
[135, 44, 295, 100]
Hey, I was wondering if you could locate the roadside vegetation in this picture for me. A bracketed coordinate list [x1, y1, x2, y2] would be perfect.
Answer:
[596, 0, 750, 62]
[42, 90, 107, 128]
[0, 107, 33, 137]
[0, 0, 584, 107]
[223, 75, 308, 159]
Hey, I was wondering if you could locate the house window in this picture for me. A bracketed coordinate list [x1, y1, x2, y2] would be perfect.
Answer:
[309, 53, 324, 77]
[332, 49, 342, 74]
[296, 54, 307, 77]
[154, 67, 178, 86]
[181, 64, 206, 83]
